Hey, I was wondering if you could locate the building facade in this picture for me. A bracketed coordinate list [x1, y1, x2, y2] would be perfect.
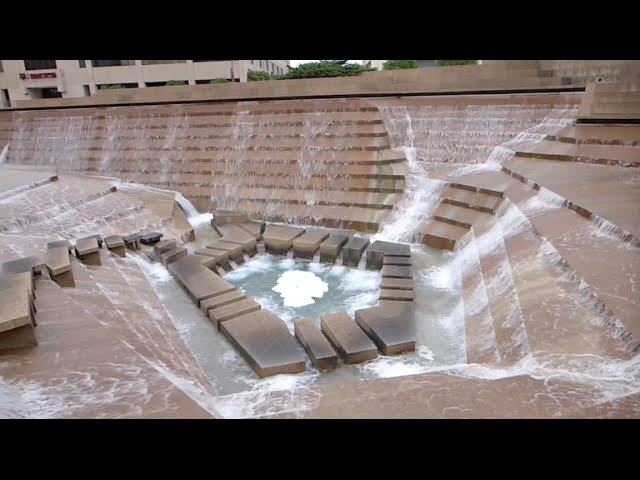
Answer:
[0, 60, 290, 107]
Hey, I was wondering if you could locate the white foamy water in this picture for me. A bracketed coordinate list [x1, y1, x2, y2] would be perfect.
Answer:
[272, 270, 329, 307]
[0, 144, 8, 164]
[174, 192, 201, 218]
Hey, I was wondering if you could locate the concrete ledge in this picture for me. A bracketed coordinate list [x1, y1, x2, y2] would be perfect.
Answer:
[140, 232, 163, 245]
[200, 289, 246, 314]
[123, 232, 142, 250]
[237, 220, 266, 240]
[78, 234, 103, 248]
[379, 289, 414, 301]
[168, 255, 235, 306]
[380, 277, 414, 290]
[264, 225, 306, 254]
[383, 255, 412, 266]
[194, 248, 231, 265]
[206, 241, 244, 261]
[294, 317, 338, 370]
[46, 240, 74, 253]
[1, 256, 45, 275]
[104, 235, 126, 257]
[319, 234, 350, 263]
[0, 286, 32, 334]
[355, 303, 415, 355]
[320, 312, 377, 364]
[209, 298, 262, 329]
[381, 265, 412, 279]
[0, 323, 38, 351]
[212, 210, 249, 225]
[293, 230, 330, 259]
[221, 309, 307, 378]
[46, 246, 71, 276]
[342, 237, 370, 267]
[366, 240, 411, 269]
[74, 238, 101, 266]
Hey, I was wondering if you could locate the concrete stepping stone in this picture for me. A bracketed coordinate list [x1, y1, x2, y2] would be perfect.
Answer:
[381, 265, 412, 279]
[366, 240, 411, 269]
[104, 235, 126, 257]
[0, 272, 36, 322]
[320, 312, 377, 364]
[221, 309, 306, 378]
[379, 288, 414, 301]
[206, 240, 244, 262]
[0, 286, 37, 351]
[168, 255, 235, 306]
[212, 210, 249, 225]
[47, 239, 74, 253]
[293, 230, 330, 259]
[237, 220, 266, 240]
[355, 303, 415, 355]
[46, 246, 74, 288]
[154, 239, 177, 256]
[161, 247, 187, 266]
[264, 224, 306, 254]
[380, 277, 414, 290]
[200, 289, 246, 313]
[209, 298, 262, 329]
[217, 224, 257, 254]
[383, 255, 411, 266]
[319, 234, 349, 263]
[75, 237, 101, 266]
[123, 232, 142, 250]
[140, 232, 163, 245]
[294, 317, 338, 370]
[342, 237, 370, 267]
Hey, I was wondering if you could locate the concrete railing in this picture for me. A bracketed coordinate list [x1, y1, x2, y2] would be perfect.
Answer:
[578, 80, 640, 122]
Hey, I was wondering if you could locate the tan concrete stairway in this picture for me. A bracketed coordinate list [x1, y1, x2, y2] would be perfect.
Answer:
[418, 183, 504, 251]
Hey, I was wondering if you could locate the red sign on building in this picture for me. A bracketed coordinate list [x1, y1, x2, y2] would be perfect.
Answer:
[19, 72, 57, 80]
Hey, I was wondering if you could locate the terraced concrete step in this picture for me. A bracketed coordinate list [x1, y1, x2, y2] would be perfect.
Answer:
[168, 255, 235, 306]
[419, 219, 470, 251]
[379, 289, 414, 301]
[365, 240, 410, 269]
[263, 224, 306, 254]
[354, 303, 415, 355]
[320, 312, 377, 364]
[209, 298, 262, 329]
[200, 289, 246, 314]
[380, 265, 412, 279]
[216, 225, 257, 254]
[293, 230, 330, 259]
[379, 277, 414, 290]
[342, 236, 370, 267]
[432, 203, 493, 229]
[319, 234, 350, 263]
[294, 317, 338, 370]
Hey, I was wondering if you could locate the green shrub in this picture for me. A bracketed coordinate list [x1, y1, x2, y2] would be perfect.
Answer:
[210, 78, 230, 84]
[436, 60, 478, 67]
[165, 80, 187, 86]
[247, 70, 272, 81]
[383, 60, 418, 70]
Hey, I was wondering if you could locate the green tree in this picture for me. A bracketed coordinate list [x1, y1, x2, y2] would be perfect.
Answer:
[279, 61, 375, 79]
[99, 84, 124, 90]
[383, 60, 418, 70]
[436, 60, 478, 66]
[165, 80, 187, 86]
[247, 70, 272, 81]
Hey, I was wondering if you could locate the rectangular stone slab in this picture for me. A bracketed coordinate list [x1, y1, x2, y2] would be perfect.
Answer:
[355, 303, 415, 355]
[237, 220, 266, 240]
[381, 265, 412, 279]
[206, 241, 244, 260]
[212, 210, 249, 225]
[154, 239, 177, 256]
[123, 232, 141, 250]
[342, 237, 370, 267]
[47, 240, 73, 253]
[383, 255, 412, 266]
[294, 317, 338, 370]
[46, 246, 71, 276]
[366, 240, 411, 269]
[140, 232, 163, 245]
[104, 235, 125, 249]
[0, 286, 31, 334]
[379, 288, 414, 301]
[293, 231, 330, 259]
[209, 298, 262, 329]
[1, 256, 45, 275]
[216, 224, 257, 254]
[221, 309, 306, 378]
[75, 237, 99, 256]
[264, 225, 306, 254]
[168, 255, 235, 305]
[319, 234, 349, 263]
[77, 234, 104, 248]
[320, 312, 377, 364]
[380, 277, 414, 290]
[0, 323, 38, 351]
[161, 247, 188, 266]
[194, 248, 230, 265]
[200, 289, 246, 313]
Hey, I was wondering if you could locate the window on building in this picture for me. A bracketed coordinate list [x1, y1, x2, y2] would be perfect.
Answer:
[24, 60, 57, 70]
[0, 61, 3, 73]
[91, 60, 136, 67]
[141, 60, 187, 65]
[79, 60, 86, 68]
[83, 85, 91, 96]
[1, 89, 10, 108]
